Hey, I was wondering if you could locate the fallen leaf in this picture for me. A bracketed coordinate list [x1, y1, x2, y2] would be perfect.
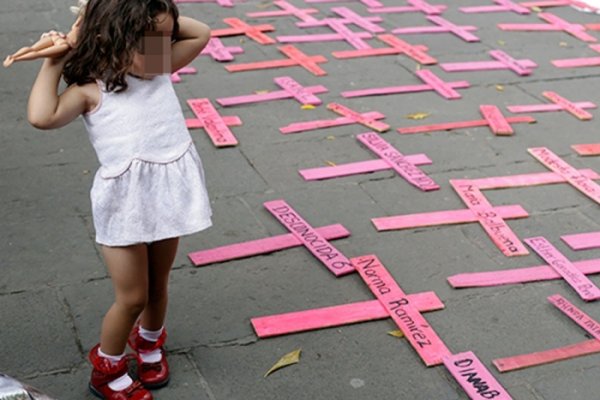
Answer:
[497, 40, 505, 46]
[239, 38, 246, 44]
[495, 84, 504, 92]
[559, 41, 568, 47]
[405, 112, 430, 120]
[531, 6, 541, 12]
[325, 160, 336, 167]
[326, 135, 336, 140]
[301, 104, 316, 110]
[415, 64, 422, 71]
[388, 330, 405, 338]
[264, 349, 301, 377]
[255, 90, 269, 94]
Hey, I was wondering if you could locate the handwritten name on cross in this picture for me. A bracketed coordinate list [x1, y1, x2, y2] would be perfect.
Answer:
[498, 12, 597, 42]
[216, 76, 327, 107]
[398, 105, 535, 136]
[186, 98, 241, 147]
[392, 16, 480, 42]
[332, 34, 437, 65]
[342, 69, 470, 100]
[440, 50, 537, 76]
[225, 45, 328, 76]
[199, 38, 243, 62]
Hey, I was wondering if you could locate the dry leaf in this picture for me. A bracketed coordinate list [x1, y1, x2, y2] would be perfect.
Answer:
[239, 38, 246, 44]
[559, 42, 568, 47]
[405, 112, 430, 120]
[301, 104, 316, 110]
[531, 6, 541, 12]
[388, 330, 405, 338]
[497, 40, 505, 46]
[255, 90, 269, 94]
[264, 349, 301, 377]
[326, 135, 336, 140]
[325, 160, 336, 167]
[495, 85, 504, 92]
[415, 64, 422, 71]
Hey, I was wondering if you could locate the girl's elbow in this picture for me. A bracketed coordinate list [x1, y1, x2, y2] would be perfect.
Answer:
[27, 113, 53, 130]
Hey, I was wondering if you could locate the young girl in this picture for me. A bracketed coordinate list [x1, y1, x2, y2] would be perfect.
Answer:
[27, 1, 212, 399]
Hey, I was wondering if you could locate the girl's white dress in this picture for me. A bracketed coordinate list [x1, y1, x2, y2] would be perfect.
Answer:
[82, 73, 212, 246]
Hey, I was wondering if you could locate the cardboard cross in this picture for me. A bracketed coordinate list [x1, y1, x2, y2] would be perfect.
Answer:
[278, 19, 374, 50]
[498, 12, 597, 42]
[199, 38, 244, 62]
[186, 98, 242, 147]
[211, 18, 276, 45]
[170, 66, 196, 83]
[572, 143, 600, 156]
[246, 0, 320, 23]
[342, 69, 470, 100]
[225, 45, 327, 76]
[332, 34, 437, 65]
[299, 133, 438, 190]
[216, 76, 327, 107]
[529, 147, 600, 204]
[296, 7, 384, 33]
[280, 102, 390, 134]
[440, 50, 537, 76]
[493, 294, 600, 372]
[367, 0, 447, 15]
[306, 0, 383, 7]
[508, 91, 596, 120]
[460, 0, 531, 14]
[189, 199, 354, 276]
[392, 16, 480, 42]
[552, 44, 600, 68]
[525, 236, 600, 301]
[398, 105, 535, 136]
[174, 0, 243, 7]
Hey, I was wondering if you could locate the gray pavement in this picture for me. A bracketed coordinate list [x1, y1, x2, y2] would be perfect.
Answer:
[3, 0, 600, 399]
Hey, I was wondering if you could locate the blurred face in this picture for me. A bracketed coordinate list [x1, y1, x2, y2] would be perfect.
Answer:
[131, 12, 173, 78]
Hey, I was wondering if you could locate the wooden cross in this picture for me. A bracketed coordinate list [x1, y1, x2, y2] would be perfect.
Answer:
[246, 0, 320, 23]
[216, 76, 327, 107]
[170, 66, 196, 83]
[278, 19, 374, 50]
[571, 143, 600, 156]
[498, 12, 597, 42]
[332, 34, 437, 65]
[280, 102, 389, 134]
[367, 0, 447, 15]
[225, 45, 328, 76]
[392, 16, 480, 42]
[296, 7, 384, 33]
[342, 69, 470, 100]
[553, 44, 600, 68]
[199, 38, 244, 62]
[186, 98, 242, 147]
[174, 0, 243, 7]
[440, 50, 537, 76]
[398, 105, 535, 136]
[306, 0, 383, 7]
[460, 0, 531, 14]
[508, 91, 596, 120]
[211, 17, 276, 45]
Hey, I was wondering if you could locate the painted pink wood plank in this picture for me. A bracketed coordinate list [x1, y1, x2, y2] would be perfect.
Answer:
[200, 38, 243, 62]
[342, 81, 470, 98]
[440, 59, 536, 73]
[212, 18, 276, 44]
[189, 224, 350, 266]
[416, 69, 463, 99]
[508, 101, 596, 114]
[572, 143, 600, 156]
[279, 45, 328, 76]
[393, 25, 478, 35]
[448, 258, 600, 288]
[549, 294, 600, 339]
[274, 76, 324, 105]
[251, 291, 444, 338]
[367, 4, 446, 14]
[494, 338, 600, 372]
[187, 98, 238, 147]
[216, 79, 327, 107]
[331, 7, 385, 33]
[490, 49, 536, 75]
[529, 147, 600, 204]
[281, 111, 385, 134]
[353, 255, 451, 366]
[186, 116, 242, 129]
[539, 12, 597, 42]
[553, 56, 600, 68]
[328, 103, 389, 132]
[519, 0, 573, 6]
[451, 180, 529, 257]
[170, 66, 196, 83]
[562, 231, 600, 250]
[277, 32, 372, 43]
[427, 16, 480, 42]
[480, 105, 514, 135]
[407, 0, 447, 13]
[225, 49, 328, 76]
[264, 200, 355, 276]
[460, 0, 530, 14]
[298, 154, 433, 181]
[544, 91, 593, 120]
[525, 236, 600, 301]
[444, 351, 513, 400]
[358, 132, 439, 191]
[246, 0, 320, 22]
[326, 18, 373, 50]
[376, 35, 436, 64]
[397, 116, 534, 134]
[372, 205, 528, 231]
[469, 169, 600, 190]
[305, 0, 382, 5]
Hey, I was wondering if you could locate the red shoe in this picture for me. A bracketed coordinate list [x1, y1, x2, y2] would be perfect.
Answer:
[128, 327, 170, 389]
[88, 344, 153, 400]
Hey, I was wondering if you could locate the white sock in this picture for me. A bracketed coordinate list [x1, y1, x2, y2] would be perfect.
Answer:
[97, 348, 134, 391]
[138, 326, 164, 363]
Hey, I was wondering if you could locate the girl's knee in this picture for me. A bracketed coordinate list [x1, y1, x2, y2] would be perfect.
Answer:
[116, 294, 148, 316]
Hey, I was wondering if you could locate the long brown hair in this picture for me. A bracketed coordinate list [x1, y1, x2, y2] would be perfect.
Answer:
[63, 0, 179, 92]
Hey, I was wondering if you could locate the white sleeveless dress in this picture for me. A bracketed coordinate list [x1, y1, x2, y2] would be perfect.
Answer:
[82, 73, 212, 246]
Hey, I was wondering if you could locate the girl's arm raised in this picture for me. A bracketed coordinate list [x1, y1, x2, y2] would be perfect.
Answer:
[171, 16, 210, 73]
[27, 55, 88, 130]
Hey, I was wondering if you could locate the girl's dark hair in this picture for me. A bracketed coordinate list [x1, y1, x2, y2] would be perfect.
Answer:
[63, 0, 179, 92]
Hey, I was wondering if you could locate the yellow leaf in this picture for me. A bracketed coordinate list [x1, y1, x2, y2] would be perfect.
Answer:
[559, 42, 568, 47]
[497, 40, 505, 46]
[264, 349, 301, 377]
[387, 330, 405, 338]
[495, 85, 504, 92]
[301, 104, 315, 110]
[326, 135, 336, 140]
[405, 112, 430, 120]
[415, 64, 421, 71]
[325, 160, 336, 167]
[531, 6, 541, 12]
[255, 90, 269, 94]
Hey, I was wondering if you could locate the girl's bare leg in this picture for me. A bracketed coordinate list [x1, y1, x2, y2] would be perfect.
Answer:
[140, 237, 179, 331]
[100, 243, 149, 355]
